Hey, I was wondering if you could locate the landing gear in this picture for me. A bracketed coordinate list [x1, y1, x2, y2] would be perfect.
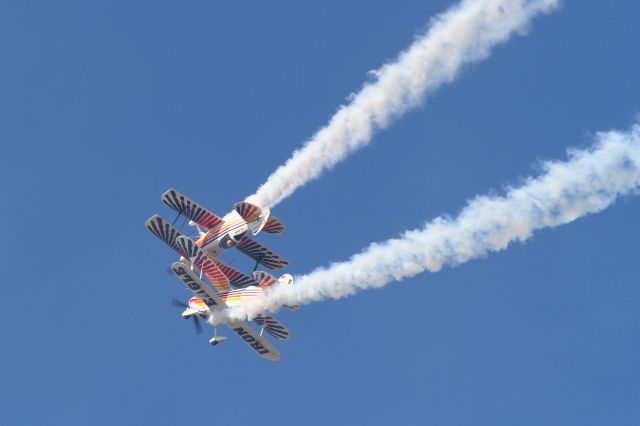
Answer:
[187, 258, 202, 280]
[208, 313, 227, 346]
[209, 326, 227, 346]
[209, 336, 227, 346]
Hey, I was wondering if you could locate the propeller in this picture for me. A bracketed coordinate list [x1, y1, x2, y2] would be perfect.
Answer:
[171, 298, 187, 308]
[192, 315, 203, 334]
[171, 298, 203, 334]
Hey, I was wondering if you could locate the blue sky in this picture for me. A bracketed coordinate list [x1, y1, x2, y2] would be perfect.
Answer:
[1, 1, 639, 425]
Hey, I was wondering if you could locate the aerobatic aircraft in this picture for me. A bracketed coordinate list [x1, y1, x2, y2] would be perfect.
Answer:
[149, 188, 288, 269]
[170, 262, 296, 361]
[146, 189, 295, 361]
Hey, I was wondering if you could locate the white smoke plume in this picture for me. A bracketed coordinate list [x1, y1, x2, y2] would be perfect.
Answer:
[246, 0, 561, 209]
[226, 122, 640, 321]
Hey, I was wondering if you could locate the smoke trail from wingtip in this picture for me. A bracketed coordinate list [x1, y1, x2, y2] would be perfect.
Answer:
[246, 0, 561, 209]
[227, 122, 640, 320]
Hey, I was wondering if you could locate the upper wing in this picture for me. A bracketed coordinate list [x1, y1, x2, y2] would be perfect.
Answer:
[235, 236, 288, 270]
[161, 188, 224, 231]
[170, 262, 226, 312]
[226, 321, 281, 361]
[213, 258, 260, 289]
[146, 215, 187, 255]
[175, 236, 231, 292]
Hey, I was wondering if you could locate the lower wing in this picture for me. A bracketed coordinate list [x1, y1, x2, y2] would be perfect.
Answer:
[253, 314, 291, 340]
[235, 236, 289, 270]
[226, 322, 281, 361]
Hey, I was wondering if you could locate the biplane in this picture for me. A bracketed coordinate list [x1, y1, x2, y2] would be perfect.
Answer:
[146, 189, 295, 361]
[170, 262, 296, 361]
[150, 188, 287, 269]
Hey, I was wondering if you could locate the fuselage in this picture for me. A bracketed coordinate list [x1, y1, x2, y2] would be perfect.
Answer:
[182, 272, 295, 325]
[187, 273, 293, 314]
[196, 209, 267, 258]
[188, 286, 264, 314]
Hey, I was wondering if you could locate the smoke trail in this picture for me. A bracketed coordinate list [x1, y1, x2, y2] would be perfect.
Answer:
[226, 122, 640, 320]
[246, 0, 561, 209]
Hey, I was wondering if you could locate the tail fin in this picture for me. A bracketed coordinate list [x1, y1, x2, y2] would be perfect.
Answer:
[253, 271, 277, 288]
[234, 201, 270, 235]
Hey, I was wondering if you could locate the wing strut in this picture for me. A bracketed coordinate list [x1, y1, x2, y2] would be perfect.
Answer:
[171, 211, 188, 230]
[171, 211, 181, 226]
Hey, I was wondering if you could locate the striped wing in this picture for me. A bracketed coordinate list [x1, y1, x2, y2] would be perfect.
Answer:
[170, 262, 226, 312]
[175, 236, 231, 292]
[263, 215, 285, 235]
[253, 315, 291, 340]
[236, 236, 288, 270]
[146, 215, 187, 255]
[213, 259, 260, 289]
[253, 271, 277, 288]
[227, 322, 281, 361]
[161, 188, 223, 230]
[234, 201, 262, 223]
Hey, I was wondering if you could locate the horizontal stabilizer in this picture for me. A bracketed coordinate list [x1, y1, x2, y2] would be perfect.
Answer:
[162, 189, 223, 231]
[262, 215, 285, 235]
[236, 236, 288, 270]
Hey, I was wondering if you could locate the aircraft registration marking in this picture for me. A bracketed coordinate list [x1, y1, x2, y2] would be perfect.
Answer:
[232, 326, 271, 355]
[172, 264, 218, 308]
